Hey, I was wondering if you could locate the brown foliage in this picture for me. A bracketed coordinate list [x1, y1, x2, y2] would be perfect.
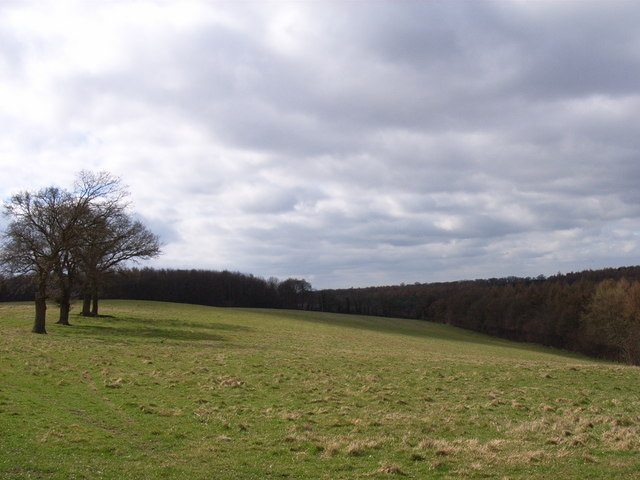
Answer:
[582, 279, 640, 364]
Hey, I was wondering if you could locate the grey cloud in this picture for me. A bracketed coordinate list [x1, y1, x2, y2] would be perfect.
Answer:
[3, 1, 640, 288]
[510, 5, 640, 100]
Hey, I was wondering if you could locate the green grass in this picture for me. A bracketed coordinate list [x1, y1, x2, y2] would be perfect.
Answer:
[0, 300, 638, 479]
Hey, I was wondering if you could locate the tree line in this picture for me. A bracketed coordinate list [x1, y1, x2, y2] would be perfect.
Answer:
[0, 264, 313, 313]
[2, 173, 638, 364]
[7, 259, 633, 364]
[311, 267, 640, 365]
[83, 265, 640, 364]
[2, 245, 639, 363]
[100, 268, 312, 310]
[0, 171, 161, 333]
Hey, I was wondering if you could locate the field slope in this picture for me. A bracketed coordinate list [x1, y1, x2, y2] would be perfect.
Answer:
[0, 300, 638, 479]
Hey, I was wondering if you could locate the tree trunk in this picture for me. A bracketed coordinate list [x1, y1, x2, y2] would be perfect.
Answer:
[57, 290, 71, 325]
[55, 272, 72, 325]
[81, 291, 92, 316]
[91, 284, 99, 316]
[33, 281, 47, 334]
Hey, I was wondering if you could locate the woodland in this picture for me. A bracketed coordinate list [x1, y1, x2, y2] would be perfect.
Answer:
[2, 264, 639, 365]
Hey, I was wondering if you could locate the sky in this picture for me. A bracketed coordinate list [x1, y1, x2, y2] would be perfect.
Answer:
[2, 0, 640, 289]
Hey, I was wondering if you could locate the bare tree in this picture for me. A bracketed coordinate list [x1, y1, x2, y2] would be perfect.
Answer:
[52, 171, 128, 325]
[78, 210, 161, 316]
[1, 171, 161, 331]
[1, 187, 75, 333]
[66, 170, 161, 319]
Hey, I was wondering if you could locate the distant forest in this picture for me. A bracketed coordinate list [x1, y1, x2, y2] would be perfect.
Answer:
[2, 266, 640, 365]
[317, 267, 640, 365]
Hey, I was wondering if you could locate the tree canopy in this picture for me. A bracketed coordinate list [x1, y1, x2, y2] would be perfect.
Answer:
[0, 171, 161, 332]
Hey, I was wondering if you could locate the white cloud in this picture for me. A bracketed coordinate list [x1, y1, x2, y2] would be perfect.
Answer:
[2, 1, 640, 288]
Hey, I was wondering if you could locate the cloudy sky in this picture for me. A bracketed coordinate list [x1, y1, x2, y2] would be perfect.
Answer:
[2, 0, 640, 289]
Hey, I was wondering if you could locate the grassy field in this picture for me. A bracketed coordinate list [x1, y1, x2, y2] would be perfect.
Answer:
[0, 300, 638, 479]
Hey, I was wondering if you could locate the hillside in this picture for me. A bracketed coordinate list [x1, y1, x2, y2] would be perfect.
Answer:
[4, 266, 640, 365]
[1, 301, 638, 479]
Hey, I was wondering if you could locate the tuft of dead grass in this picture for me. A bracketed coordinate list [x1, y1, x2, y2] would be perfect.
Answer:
[218, 376, 244, 388]
[104, 377, 124, 388]
[364, 462, 406, 476]
[601, 424, 640, 451]
[346, 439, 380, 456]
[319, 441, 340, 458]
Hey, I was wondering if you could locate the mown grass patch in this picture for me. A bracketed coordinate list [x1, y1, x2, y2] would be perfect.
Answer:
[1, 300, 638, 479]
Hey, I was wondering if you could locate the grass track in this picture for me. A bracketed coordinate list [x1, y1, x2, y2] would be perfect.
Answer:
[0, 300, 638, 479]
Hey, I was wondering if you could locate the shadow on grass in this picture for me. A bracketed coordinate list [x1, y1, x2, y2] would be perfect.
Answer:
[71, 323, 226, 342]
[97, 315, 252, 332]
[65, 315, 250, 343]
